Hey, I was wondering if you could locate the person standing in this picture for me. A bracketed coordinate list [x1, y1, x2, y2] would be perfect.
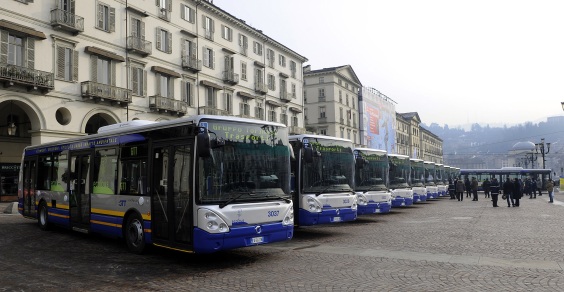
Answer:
[525, 178, 533, 199]
[537, 178, 543, 196]
[471, 177, 479, 201]
[464, 177, 471, 198]
[448, 179, 456, 200]
[482, 178, 491, 199]
[513, 178, 523, 207]
[503, 177, 514, 207]
[547, 179, 554, 203]
[456, 178, 465, 201]
[490, 177, 500, 207]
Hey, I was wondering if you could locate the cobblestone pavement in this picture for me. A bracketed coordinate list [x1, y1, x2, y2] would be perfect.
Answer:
[2, 192, 564, 291]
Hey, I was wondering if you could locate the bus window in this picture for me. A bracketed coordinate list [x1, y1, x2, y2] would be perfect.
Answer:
[93, 148, 118, 195]
[37, 155, 52, 190]
[52, 152, 68, 192]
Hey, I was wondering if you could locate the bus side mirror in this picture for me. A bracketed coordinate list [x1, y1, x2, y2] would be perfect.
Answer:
[288, 143, 296, 161]
[304, 147, 313, 163]
[197, 129, 211, 158]
[356, 157, 366, 169]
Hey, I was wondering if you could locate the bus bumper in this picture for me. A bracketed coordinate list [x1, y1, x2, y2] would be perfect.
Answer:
[357, 202, 391, 215]
[192, 222, 293, 254]
[392, 197, 413, 207]
[298, 208, 357, 226]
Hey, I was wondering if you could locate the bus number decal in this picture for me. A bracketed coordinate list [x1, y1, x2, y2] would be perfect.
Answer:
[267, 210, 279, 217]
[118, 200, 126, 207]
[343, 199, 350, 204]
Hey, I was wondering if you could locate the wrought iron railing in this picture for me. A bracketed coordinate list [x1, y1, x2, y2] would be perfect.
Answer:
[81, 81, 131, 103]
[50, 9, 84, 32]
[127, 36, 152, 56]
[0, 63, 54, 90]
[181, 56, 202, 71]
[254, 82, 268, 94]
[149, 95, 188, 114]
[222, 70, 239, 84]
[198, 106, 229, 116]
[280, 91, 291, 102]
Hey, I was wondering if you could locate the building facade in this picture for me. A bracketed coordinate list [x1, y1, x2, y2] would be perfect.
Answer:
[303, 65, 361, 145]
[0, 0, 307, 201]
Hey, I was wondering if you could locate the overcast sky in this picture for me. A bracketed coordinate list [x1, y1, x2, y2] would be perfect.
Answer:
[213, 0, 564, 128]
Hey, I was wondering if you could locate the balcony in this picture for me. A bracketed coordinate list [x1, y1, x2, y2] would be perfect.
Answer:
[198, 106, 230, 116]
[340, 118, 345, 124]
[254, 82, 268, 94]
[81, 81, 131, 106]
[280, 91, 292, 102]
[222, 70, 239, 85]
[149, 95, 187, 116]
[204, 28, 213, 41]
[50, 9, 84, 34]
[240, 46, 247, 56]
[126, 36, 152, 57]
[182, 56, 202, 72]
[0, 63, 54, 93]
[289, 126, 307, 135]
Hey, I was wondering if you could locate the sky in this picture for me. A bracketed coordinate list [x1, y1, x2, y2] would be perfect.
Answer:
[213, 0, 564, 128]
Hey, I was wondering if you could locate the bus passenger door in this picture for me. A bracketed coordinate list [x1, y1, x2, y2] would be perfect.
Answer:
[22, 158, 37, 218]
[152, 143, 193, 246]
[69, 151, 91, 229]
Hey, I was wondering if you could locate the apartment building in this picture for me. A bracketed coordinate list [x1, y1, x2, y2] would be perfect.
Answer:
[420, 127, 443, 164]
[396, 112, 443, 163]
[0, 0, 307, 200]
[303, 65, 361, 144]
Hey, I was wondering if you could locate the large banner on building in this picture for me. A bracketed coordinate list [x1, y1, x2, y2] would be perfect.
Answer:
[359, 87, 397, 153]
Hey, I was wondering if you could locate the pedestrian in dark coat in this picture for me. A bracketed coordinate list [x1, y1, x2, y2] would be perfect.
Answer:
[503, 177, 514, 207]
[464, 178, 471, 198]
[456, 179, 465, 201]
[471, 177, 479, 201]
[525, 178, 533, 199]
[482, 178, 491, 198]
[490, 177, 500, 207]
[547, 179, 555, 203]
[448, 179, 456, 200]
[513, 178, 523, 207]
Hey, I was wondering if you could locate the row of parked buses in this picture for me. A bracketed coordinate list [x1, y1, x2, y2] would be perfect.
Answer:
[18, 115, 459, 255]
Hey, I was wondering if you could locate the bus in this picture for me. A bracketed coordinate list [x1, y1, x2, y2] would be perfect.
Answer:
[424, 161, 438, 199]
[460, 167, 552, 190]
[388, 154, 414, 206]
[354, 148, 392, 214]
[18, 115, 294, 254]
[409, 158, 427, 203]
[435, 163, 447, 197]
[289, 135, 357, 226]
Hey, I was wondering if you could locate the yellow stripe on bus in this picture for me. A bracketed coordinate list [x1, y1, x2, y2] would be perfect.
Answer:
[153, 243, 194, 253]
[91, 220, 121, 228]
[91, 208, 151, 221]
[49, 212, 69, 219]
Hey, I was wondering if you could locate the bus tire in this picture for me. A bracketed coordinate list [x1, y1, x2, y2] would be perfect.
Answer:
[38, 202, 49, 231]
[125, 213, 145, 254]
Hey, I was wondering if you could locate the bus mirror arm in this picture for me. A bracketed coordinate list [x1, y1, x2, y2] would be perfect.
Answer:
[197, 128, 212, 158]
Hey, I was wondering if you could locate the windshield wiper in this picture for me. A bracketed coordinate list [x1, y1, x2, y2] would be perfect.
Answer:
[267, 194, 291, 203]
[362, 184, 386, 194]
[219, 190, 255, 208]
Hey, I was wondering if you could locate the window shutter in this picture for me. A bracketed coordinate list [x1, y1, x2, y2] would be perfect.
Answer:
[190, 8, 195, 23]
[210, 19, 214, 32]
[27, 38, 35, 69]
[203, 47, 208, 67]
[155, 28, 161, 50]
[155, 73, 161, 95]
[97, 4, 104, 29]
[111, 61, 116, 86]
[132, 68, 139, 95]
[181, 39, 186, 57]
[140, 21, 145, 40]
[156, 0, 160, 6]
[69, 0, 75, 13]
[72, 50, 79, 81]
[180, 80, 186, 102]
[190, 42, 197, 58]
[212, 49, 215, 69]
[181, 4, 186, 19]
[0, 30, 7, 64]
[169, 78, 174, 98]
[131, 19, 138, 37]
[109, 7, 116, 32]
[167, 0, 172, 12]
[167, 32, 172, 53]
[188, 82, 193, 106]
[90, 55, 98, 82]
[143, 70, 147, 96]
[56, 46, 65, 79]
[202, 15, 206, 29]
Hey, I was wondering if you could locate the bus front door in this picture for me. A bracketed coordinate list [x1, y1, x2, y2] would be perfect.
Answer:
[69, 151, 91, 229]
[22, 158, 37, 218]
[152, 143, 193, 246]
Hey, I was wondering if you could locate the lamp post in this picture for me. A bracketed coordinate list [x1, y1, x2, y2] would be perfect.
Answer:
[535, 138, 550, 169]
[524, 151, 537, 169]
[6, 101, 16, 136]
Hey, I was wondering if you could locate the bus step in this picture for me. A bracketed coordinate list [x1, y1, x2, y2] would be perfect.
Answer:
[72, 227, 89, 234]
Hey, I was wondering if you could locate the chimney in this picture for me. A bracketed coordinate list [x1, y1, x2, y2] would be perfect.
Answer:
[303, 65, 311, 73]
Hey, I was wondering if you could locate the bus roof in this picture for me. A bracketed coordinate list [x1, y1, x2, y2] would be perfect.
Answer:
[387, 153, 409, 159]
[289, 134, 352, 143]
[354, 147, 386, 154]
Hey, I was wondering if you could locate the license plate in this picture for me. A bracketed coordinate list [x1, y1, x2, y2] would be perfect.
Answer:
[333, 217, 342, 222]
[251, 236, 264, 244]
[375, 209, 381, 213]
[401, 202, 406, 206]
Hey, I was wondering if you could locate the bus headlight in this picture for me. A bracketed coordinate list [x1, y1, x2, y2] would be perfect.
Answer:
[352, 195, 358, 210]
[306, 196, 322, 213]
[282, 206, 294, 226]
[198, 209, 230, 234]
[356, 193, 368, 206]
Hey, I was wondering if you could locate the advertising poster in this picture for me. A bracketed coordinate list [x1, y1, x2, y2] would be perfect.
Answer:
[359, 87, 397, 153]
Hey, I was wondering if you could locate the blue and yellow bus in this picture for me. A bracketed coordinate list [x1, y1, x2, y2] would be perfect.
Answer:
[19, 115, 294, 254]
[354, 148, 391, 214]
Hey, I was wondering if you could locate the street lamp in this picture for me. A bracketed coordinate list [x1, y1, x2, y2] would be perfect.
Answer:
[535, 138, 550, 169]
[524, 151, 537, 169]
[6, 101, 16, 136]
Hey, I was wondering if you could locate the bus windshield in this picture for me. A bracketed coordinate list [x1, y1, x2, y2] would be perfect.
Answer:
[302, 138, 354, 194]
[389, 156, 410, 189]
[355, 150, 388, 192]
[198, 121, 291, 204]
[424, 164, 436, 186]
[410, 160, 425, 187]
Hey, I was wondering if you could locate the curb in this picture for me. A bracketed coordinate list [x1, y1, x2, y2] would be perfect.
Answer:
[2, 202, 18, 214]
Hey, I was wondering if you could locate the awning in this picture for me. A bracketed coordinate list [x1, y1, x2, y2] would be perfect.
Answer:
[222, 47, 236, 55]
[289, 106, 303, 113]
[151, 66, 181, 78]
[126, 6, 149, 17]
[237, 91, 255, 99]
[85, 46, 125, 62]
[0, 20, 46, 40]
[279, 72, 289, 78]
[254, 61, 265, 68]
[200, 80, 223, 90]
[266, 100, 282, 107]
[180, 29, 197, 38]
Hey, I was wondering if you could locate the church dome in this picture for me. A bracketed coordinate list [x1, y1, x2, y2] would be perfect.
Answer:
[512, 141, 535, 151]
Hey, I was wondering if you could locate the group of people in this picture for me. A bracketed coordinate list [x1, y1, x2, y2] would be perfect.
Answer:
[447, 177, 555, 207]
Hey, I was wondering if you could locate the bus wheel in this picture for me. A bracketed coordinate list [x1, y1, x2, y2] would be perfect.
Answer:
[125, 213, 145, 254]
[38, 202, 49, 231]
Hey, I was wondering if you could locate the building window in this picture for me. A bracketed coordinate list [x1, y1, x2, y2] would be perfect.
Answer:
[339, 108, 343, 123]
[241, 61, 247, 80]
[290, 61, 296, 78]
[319, 106, 326, 118]
[202, 15, 214, 40]
[205, 86, 217, 108]
[268, 106, 276, 122]
[339, 90, 342, 103]
[280, 108, 288, 125]
[203, 47, 215, 68]
[318, 88, 325, 98]
[266, 49, 274, 68]
[224, 91, 233, 114]
[346, 95, 349, 106]
[238, 34, 248, 55]
[255, 101, 264, 119]
[96, 57, 112, 85]
[181, 79, 194, 106]
[291, 83, 296, 99]
[56, 45, 78, 82]
[291, 112, 298, 127]
[240, 99, 251, 116]
[157, 74, 173, 98]
[319, 128, 327, 135]
[319, 77, 324, 84]
[7, 34, 24, 66]
[278, 54, 286, 67]
[96, 1, 115, 32]
[157, 0, 172, 21]
[131, 65, 146, 96]
[182, 38, 197, 61]
[267, 74, 276, 91]
[156, 28, 172, 53]
[181, 4, 195, 23]
[253, 41, 262, 56]
[340, 127, 344, 138]
[221, 25, 232, 41]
